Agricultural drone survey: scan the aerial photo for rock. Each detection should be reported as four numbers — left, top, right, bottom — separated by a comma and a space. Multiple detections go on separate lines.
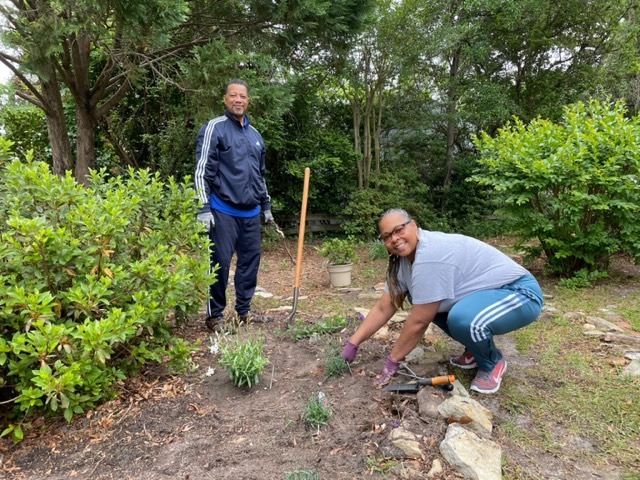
601, 333, 640, 346
405, 346, 425, 364
538, 311, 557, 322
451, 379, 470, 398
253, 290, 274, 298
437, 396, 493, 438
624, 351, 640, 361
563, 311, 586, 323
440, 423, 502, 480
374, 282, 386, 291
585, 316, 624, 333
372, 325, 390, 341
357, 293, 380, 301
388, 427, 423, 459
353, 307, 370, 318
390, 462, 423, 479
622, 359, 640, 377
426, 459, 443, 478
284, 295, 308, 302
389, 311, 408, 324
416, 389, 442, 419
583, 330, 605, 337
268, 305, 293, 312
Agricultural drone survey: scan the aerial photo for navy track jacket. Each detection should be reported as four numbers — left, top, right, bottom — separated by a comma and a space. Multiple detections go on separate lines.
195, 110, 271, 212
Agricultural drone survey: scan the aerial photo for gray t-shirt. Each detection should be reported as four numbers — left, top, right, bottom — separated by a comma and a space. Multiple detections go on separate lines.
391, 229, 529, 312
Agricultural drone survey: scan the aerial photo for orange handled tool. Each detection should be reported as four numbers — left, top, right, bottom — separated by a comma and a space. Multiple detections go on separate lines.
384, 375, 456, 393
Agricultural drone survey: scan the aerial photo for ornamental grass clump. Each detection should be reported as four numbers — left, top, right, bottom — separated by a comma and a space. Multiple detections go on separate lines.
289, 314, 349, 342
324, 355, 350, 379
218, 336, 268, 388
302, 392, 332, 429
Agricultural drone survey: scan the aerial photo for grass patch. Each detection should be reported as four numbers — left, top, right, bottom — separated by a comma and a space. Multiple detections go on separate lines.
289, 314, 349, 342
503, 316, 640, 472
619, 308, 640, 332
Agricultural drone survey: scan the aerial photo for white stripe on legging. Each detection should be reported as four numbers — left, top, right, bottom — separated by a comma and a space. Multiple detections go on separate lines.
470, 293, 528, 342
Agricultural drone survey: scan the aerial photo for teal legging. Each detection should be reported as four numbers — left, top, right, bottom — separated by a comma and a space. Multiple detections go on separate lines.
432, 274, 543, 371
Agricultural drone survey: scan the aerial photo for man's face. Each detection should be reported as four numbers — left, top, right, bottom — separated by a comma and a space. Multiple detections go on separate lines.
224, 84, 249, 121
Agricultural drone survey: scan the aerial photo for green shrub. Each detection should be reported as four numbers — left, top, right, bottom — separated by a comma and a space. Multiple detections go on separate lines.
473, 99, 640, 276
317, 237, 357, 265
218, 336, 268, 388
557, 269, 609, 290
0, 157, 211, 440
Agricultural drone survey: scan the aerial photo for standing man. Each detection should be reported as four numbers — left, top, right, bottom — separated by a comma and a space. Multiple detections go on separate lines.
195, 79, 275, 332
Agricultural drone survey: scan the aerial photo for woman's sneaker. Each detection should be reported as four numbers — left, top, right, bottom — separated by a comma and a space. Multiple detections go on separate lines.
450, 351, 477, 369
470, 359, 507, 394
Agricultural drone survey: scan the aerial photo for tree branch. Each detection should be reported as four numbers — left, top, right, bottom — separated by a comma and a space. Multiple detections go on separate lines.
96, 80, 131, 119
15, 90, 45, 110
0, 54, 49, 111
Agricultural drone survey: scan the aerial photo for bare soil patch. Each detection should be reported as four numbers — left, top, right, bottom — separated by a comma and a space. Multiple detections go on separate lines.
1, 240, 637, 480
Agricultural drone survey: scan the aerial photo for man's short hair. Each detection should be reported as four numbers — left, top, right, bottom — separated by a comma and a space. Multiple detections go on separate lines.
225, 79, 250, 95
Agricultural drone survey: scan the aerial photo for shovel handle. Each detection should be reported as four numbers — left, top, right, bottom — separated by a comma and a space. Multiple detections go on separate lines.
293, 167, 311, 288
419, 375, 456, 386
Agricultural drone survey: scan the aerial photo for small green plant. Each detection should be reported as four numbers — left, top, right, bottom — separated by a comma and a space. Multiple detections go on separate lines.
318, 237, 357, 265
324, 355, 350, 378
368, 240, 388, 260
289, 314, 349, 342
284, 470, 320, 480
218, 336, 268, 388
302, 392, 332, 429
557, 269, 609, 290
365, 455, 399, 474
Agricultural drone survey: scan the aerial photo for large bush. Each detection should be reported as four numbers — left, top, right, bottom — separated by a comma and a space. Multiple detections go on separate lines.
472, 99, 640, 275
0, 145, 212, 440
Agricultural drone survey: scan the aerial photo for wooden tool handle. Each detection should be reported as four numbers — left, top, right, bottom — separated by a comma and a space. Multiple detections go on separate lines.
422, 375, 456, 386
293, 167, 310, 288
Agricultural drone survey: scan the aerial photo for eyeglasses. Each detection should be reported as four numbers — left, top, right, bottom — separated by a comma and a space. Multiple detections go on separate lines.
378, 220, 412, 244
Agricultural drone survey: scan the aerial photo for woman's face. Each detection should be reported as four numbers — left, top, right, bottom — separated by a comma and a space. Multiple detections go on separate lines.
378, 213, 418, 258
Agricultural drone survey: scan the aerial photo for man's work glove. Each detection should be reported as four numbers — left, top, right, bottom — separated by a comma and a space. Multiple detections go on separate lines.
341, 341, 359, 363
263, 210, 275, 225
374, 355, 400, 387
197, 206, 215, 230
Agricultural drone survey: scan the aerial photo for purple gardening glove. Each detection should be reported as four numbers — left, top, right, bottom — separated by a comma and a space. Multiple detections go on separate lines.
341, 341, 359, 363
375, 356, 400, 387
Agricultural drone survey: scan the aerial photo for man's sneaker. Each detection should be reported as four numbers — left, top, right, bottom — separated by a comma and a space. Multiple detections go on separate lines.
205, 316, 225, 333
470, 359, 507, 394
238, 311, 274, 325
450, 351, 477, 369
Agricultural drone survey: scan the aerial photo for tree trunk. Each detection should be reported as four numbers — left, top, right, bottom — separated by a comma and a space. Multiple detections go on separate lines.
74, 103, 97, 184
351, 90, 364, 189
40, 76, 73, 176
443, 47, 461, 198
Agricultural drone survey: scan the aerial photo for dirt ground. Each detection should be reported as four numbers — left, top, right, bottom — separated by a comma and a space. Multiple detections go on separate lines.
0, 240, 636, 480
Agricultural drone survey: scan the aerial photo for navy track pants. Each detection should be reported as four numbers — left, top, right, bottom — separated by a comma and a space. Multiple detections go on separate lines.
207, 210, 262, 318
